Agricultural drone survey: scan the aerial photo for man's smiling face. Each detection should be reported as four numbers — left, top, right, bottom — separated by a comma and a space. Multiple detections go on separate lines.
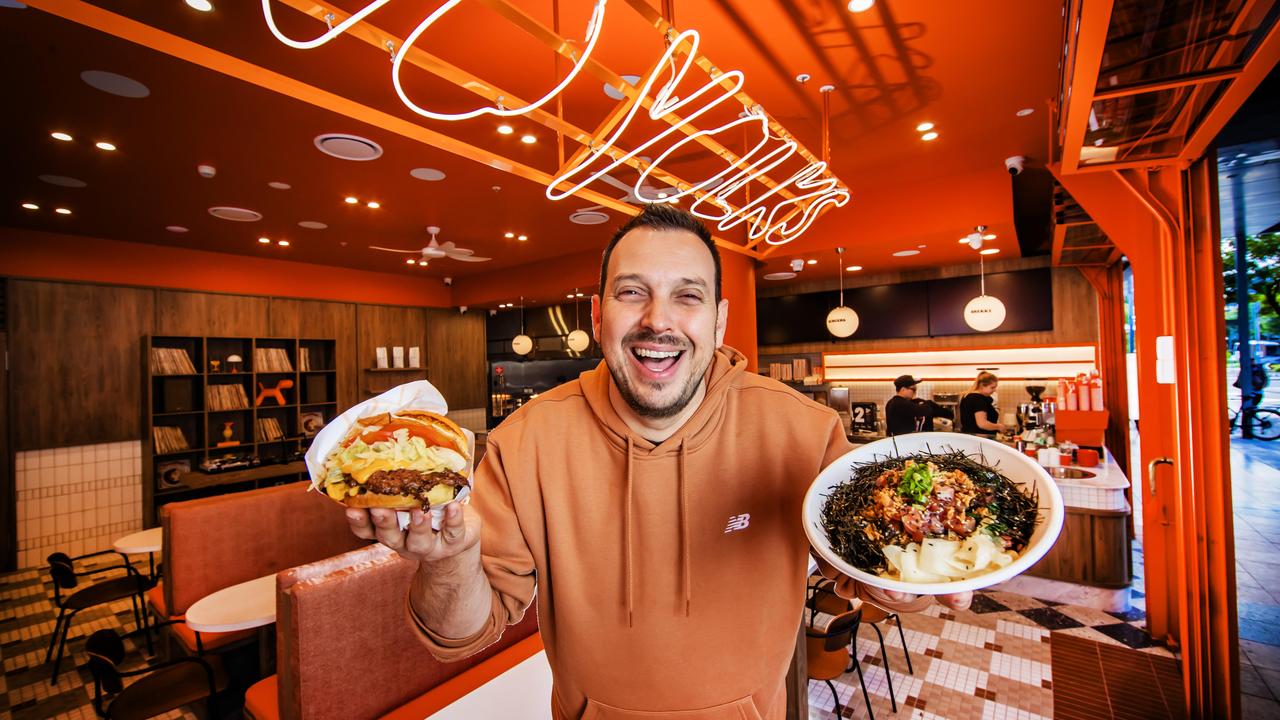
593, 226, 727, 419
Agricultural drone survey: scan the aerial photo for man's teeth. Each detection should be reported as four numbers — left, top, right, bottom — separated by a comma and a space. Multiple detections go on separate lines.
634, 348, 681, 359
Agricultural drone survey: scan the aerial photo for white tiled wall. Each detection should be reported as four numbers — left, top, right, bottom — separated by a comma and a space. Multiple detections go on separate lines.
14, 441, 143, 570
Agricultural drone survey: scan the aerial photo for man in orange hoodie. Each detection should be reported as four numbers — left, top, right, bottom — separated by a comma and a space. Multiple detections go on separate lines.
348, 205, 970, 719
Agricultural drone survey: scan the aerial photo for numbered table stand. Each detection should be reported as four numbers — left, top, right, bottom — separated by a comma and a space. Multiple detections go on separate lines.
113, 527, 163, 583
185, 574, 277, 674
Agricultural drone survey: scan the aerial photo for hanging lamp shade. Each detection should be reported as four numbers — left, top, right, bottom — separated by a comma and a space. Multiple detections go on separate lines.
826, 246, 858, 338
512, 334, 534, 355
963, 295, 1006, 332
566, 329, 590, 352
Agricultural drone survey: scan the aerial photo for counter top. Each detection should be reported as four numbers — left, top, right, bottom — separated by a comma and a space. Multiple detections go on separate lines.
1049, 449, 1129, 490
1047, 448, 1130, 513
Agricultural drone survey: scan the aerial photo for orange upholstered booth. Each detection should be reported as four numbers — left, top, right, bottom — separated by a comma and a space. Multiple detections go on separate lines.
152, 481, 367, 654
244, 543, 539, 720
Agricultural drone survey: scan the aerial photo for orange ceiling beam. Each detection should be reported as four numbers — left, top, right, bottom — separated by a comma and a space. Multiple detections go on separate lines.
1057, 0, 1114, 175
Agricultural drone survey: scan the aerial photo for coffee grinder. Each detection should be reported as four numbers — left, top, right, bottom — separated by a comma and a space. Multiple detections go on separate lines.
1018, 383, 1056, 435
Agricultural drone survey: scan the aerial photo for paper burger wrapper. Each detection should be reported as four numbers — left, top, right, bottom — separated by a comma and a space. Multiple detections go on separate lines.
304, 379, 474, 531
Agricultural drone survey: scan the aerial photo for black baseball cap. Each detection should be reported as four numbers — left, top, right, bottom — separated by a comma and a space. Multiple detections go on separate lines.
894, 374, 921, 390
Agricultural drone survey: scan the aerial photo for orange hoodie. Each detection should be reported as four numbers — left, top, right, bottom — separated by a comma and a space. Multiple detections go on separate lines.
411, 346, 852, 719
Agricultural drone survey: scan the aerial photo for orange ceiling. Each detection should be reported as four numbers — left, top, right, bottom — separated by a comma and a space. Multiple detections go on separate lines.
0, 0, 1063, 305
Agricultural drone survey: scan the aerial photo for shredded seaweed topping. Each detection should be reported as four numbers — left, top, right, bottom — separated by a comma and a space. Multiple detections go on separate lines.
820, 447, 1039, 574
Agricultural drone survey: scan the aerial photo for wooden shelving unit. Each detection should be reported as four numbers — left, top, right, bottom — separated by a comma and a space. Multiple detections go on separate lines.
141, 336, 339, 527
361, 365, 428, 398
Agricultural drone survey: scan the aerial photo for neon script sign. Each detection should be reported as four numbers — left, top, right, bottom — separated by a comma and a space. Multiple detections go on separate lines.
261, 0, 849, 245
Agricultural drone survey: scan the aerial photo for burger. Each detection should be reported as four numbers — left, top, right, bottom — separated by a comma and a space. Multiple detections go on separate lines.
317, 410, 470, 509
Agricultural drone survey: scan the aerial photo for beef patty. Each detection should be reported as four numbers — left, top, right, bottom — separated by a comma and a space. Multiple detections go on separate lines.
348, 468, 467, 505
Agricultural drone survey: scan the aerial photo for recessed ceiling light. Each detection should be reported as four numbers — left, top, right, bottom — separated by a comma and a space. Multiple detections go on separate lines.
39, 174, 87, 188
410, 167, 446, 181
520, 134, 536, 144
80, 70, 150, 98
917, 244, 926, 248
268, 181, 291, 190
258, 237, 271, 244
497, 125, 514, 135
764, 272, 797, 281
921, 131, 939, 141
980, 248, 1000, 255
197, 164, 216, 178
50, 131, 73, 142
165, 225, 188, 233
959, 237, 970, 243
298, 221, 327, 229
418, 259, 428, 266
185, 0, 213, 11
208, 206, 262, 222
847, 0, 874, 11
892, 249, 919, 257
366, 201, 380, 209
570, 209, 610, 225
983, 233, 997, 240
576, 292, 584, 298
915, 122, 934, 132
277, 239, 290, 247
517, 234, 528, 241
504, 232, 515, 238
845, 265, 862, 272
54, 207, 72, 215
806, 259, 817, 265
21, 202, 38, 210
344, 196, 359, 204
566, 294, 574, 299
1016, 107, 1035, 117
603, 74, 641, 100
95, 141, 117, 151
406, 258, 416, 265
314, 133, 383, 161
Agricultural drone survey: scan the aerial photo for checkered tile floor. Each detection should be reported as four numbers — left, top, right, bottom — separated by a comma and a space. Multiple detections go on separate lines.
805, 586, 1172, 720
2, 557, 1169, 720
0, 556, 197, 720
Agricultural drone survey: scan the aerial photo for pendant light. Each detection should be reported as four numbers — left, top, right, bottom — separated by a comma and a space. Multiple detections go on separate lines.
512, 296, 533, 355
963, 250, 1007, 332
825, 247, 859, 338
566, 287, 590, 352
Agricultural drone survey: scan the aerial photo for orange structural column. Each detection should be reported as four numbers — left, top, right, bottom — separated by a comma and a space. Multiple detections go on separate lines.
1057, 160, 1238, 719
719, 249, 759, 373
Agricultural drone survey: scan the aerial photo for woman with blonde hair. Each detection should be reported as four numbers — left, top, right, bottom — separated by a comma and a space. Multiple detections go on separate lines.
960, 371, 1005, 435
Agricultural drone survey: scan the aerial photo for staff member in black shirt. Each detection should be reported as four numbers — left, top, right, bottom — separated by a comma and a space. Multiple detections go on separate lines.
959, 371, 1007, 435
885, 375, 950, 436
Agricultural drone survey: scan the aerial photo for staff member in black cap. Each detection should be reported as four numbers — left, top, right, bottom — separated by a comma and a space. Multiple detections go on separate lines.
885, 375, 950, 436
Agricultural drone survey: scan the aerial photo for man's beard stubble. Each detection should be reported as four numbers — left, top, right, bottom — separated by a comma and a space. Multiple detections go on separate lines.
606, 329, 710, 419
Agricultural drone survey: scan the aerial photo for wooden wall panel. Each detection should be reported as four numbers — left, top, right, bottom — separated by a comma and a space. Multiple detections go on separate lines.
356, 304, 427, 399
153, 290, 271, 337
426, 309, 487, 409
10, 280, 154, 450
269, 299, 358, 409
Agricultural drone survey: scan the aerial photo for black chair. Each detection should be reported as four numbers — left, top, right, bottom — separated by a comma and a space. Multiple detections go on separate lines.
807, 576, 909, 714
83, 628, 227, 719
805, 608, 875, 720
46, 551, 149, 685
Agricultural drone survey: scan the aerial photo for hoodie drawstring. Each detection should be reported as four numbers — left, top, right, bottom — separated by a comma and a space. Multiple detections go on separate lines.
624, 436, 635, 628
679, 439, 690, 618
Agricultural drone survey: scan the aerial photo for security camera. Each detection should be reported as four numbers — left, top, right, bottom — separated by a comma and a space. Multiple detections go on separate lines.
459, 305, 467, 313
489, 309, 498, 316
1004, 155, 1026, 176
790, 259, 805, 272
196, 164, 217, 179
443, 276, 453, 287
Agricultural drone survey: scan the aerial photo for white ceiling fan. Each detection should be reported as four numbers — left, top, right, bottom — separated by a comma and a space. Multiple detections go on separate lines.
370, 226, 491, 265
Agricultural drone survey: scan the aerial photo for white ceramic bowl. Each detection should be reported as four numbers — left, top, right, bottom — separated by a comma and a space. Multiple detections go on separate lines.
803, 433, 1065, 596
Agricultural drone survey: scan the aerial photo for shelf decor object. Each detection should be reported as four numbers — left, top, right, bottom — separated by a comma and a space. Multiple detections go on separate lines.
142, 335, 339, 527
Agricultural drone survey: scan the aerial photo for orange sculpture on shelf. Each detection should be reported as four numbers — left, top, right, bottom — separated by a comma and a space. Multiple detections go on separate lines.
255, 378, 294, 407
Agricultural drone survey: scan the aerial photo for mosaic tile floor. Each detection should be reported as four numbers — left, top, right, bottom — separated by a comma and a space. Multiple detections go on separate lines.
805, 584, 1171, 720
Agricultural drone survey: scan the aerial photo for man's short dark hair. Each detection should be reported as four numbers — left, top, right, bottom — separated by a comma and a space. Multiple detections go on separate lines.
599, 204, 722, 302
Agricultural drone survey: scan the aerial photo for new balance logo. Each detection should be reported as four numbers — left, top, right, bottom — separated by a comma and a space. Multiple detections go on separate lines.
723, 513, 751, 533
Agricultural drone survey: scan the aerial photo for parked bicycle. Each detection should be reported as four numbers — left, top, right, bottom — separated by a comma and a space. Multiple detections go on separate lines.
1228, 402, 1280, 441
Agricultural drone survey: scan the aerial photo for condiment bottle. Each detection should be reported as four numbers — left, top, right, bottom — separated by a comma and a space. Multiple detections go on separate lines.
1090, 374, 1104, 412
1077, 374, 1091, 411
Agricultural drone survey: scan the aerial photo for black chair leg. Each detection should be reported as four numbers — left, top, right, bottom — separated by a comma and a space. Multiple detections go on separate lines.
891, 614, 914, 675
850, 655, 876, 720
44, 610, 66, 664
824, 679, 844, 719
869, 623, 897, 712
50, 609, 78, 685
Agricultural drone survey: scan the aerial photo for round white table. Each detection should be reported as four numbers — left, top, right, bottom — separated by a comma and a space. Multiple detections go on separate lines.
184, 574, 277, 633
113, 527, 163, 580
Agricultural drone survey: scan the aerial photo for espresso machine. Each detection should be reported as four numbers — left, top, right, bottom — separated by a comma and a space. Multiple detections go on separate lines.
1017, 384, 1056, 434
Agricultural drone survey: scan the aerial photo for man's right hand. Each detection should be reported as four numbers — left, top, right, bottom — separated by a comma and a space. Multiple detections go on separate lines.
346, 502, 482, 565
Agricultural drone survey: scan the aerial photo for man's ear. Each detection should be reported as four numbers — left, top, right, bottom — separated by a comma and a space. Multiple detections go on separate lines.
591, 294, 602, 342
715, 297, 728, 347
